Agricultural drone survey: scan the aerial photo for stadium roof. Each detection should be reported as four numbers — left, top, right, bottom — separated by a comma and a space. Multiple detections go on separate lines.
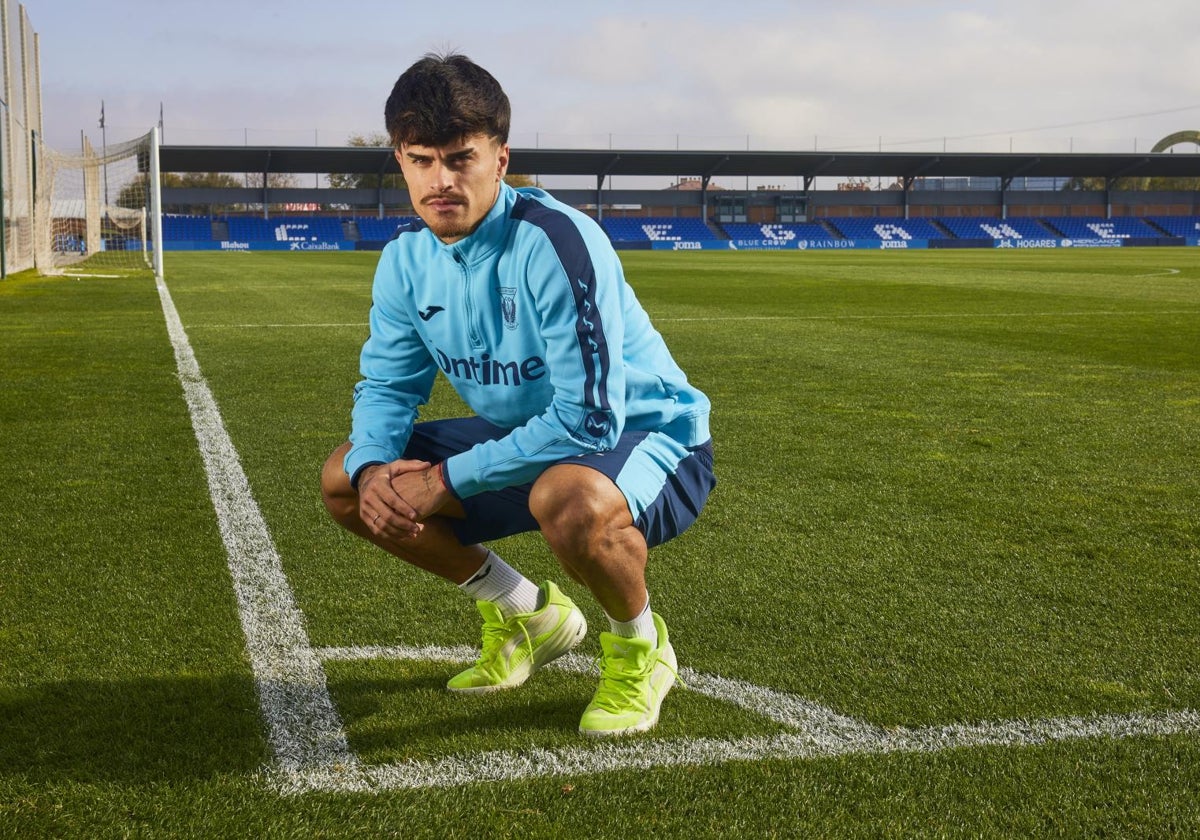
159, 145, 1200, 182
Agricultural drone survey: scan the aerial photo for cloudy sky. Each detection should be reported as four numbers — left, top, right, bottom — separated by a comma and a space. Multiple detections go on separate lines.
32, 0, 1200, 183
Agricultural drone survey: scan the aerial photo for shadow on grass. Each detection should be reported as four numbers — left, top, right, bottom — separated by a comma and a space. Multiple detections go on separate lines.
326, 662, 792, 767
325, 661, 606, 765
0, 674, 267, 784
339, 676, 586, 750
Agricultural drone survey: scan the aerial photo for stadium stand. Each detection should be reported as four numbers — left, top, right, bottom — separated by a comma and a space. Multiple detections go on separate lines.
601, 217, 718, 243
825, 218, 948, 240
355, 217, 416, 241
1040, 216, 1160, 239
1145, 216, 1200, 237
936, 217, 1055, 240
222, 215, 346, 243
155, 212, 1200, 248
162, 214, 213, 241
720, 222, 841, 242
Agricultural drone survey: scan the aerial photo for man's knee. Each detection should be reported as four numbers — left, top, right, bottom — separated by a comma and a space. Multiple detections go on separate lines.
321, 442, 357, 525
530, 465, 631, 547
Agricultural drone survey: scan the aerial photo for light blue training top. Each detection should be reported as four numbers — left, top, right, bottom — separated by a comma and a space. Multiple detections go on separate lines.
344, 182, 711, 499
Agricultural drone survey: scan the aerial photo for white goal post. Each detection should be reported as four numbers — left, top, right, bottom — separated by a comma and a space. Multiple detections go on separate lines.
34, 125, 163, 278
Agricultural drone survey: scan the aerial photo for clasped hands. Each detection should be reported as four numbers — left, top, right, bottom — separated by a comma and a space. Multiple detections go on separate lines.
357, 459, 451, 539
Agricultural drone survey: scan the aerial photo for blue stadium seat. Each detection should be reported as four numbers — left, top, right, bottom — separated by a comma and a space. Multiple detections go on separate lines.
1040, 216, 1159, 239
223, 216, 346, 243
1145, 216, 1200, 237
936, 217, 1054, 240
825, 218, 947, 240
601, 217, 717, 242
162, 214, 213, 241
355, 217, 417, 240
720, 222, 840, 243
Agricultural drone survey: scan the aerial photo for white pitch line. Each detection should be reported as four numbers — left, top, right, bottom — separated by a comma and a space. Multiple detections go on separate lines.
316, 646, 874, 738
191, 322, 368, 329
156, 275, 1200, 795
154, 275, 360, 783
297, 644, 1200, 795
316, 644, 478, 663
679, 668, 878, 737
277, 705, 1200, 794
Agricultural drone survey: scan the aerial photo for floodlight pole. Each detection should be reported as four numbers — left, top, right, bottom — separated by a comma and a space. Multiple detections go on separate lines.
100, 99, 108, 206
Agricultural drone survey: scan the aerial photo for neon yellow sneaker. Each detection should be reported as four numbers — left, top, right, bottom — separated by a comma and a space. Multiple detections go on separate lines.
447, 581, 587, 694
578, 613, 678, 737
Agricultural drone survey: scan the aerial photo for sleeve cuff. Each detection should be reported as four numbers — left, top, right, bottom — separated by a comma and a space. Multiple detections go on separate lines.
349, 461, 387, 491
438, 458, 463, 501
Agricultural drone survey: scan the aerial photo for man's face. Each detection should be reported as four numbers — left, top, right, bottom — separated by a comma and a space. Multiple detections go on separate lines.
397, 133, 510, 244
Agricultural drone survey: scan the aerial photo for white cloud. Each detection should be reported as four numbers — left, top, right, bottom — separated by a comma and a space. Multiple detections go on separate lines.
514, 0, 1200, 152
33, 0, 1200, 155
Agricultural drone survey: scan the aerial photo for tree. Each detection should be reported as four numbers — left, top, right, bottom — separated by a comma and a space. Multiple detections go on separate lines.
1144, 175, 1200, 191
138, 171, 301, 214
1063, 175, 1200, 192
153, 172, 256, 214
115, 174, 150, 210
329, 133, 405, 190
117, 171, 245, 213
166, 172, 243, 189
243, 171, 300, 190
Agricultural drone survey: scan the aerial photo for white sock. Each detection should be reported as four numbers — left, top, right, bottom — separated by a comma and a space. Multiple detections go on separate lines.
607, 598, 658, 648
459, 551, 540, 617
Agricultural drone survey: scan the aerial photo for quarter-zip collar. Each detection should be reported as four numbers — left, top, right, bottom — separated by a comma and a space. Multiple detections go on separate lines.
440, 182, 514, 266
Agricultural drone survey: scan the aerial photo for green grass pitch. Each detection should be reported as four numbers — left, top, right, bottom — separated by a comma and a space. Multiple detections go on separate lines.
2, 247, 1198, 836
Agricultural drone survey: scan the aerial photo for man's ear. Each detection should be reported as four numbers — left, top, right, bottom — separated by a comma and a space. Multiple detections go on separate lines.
496, 143, 510, 180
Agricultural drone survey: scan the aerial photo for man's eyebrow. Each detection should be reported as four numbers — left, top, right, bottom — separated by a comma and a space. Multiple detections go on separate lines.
404, 147, 476, 161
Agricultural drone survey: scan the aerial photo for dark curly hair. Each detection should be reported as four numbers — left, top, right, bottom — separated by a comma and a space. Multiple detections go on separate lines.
384, 52, 511, 148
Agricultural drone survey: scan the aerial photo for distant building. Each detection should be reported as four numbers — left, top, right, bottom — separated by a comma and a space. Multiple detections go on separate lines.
913, 176, 1066, 191
665, 177, 727, 191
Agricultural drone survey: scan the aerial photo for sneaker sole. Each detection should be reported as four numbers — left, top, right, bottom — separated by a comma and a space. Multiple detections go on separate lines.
448, 607, 588, 695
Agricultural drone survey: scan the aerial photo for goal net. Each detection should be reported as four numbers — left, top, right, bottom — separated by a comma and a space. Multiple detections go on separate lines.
34, 126, 163, 278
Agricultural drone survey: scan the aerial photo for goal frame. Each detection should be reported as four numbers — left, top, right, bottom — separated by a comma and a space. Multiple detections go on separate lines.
34, 125, 163, 279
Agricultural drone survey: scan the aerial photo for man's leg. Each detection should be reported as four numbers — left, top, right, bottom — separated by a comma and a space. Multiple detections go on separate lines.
528, 464, 677, 736
528, 463, 649, 621
321, 442, 486, 583
320, 441, 586, 692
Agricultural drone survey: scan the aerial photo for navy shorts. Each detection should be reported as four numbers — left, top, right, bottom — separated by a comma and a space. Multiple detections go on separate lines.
403, 417, 715, 548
